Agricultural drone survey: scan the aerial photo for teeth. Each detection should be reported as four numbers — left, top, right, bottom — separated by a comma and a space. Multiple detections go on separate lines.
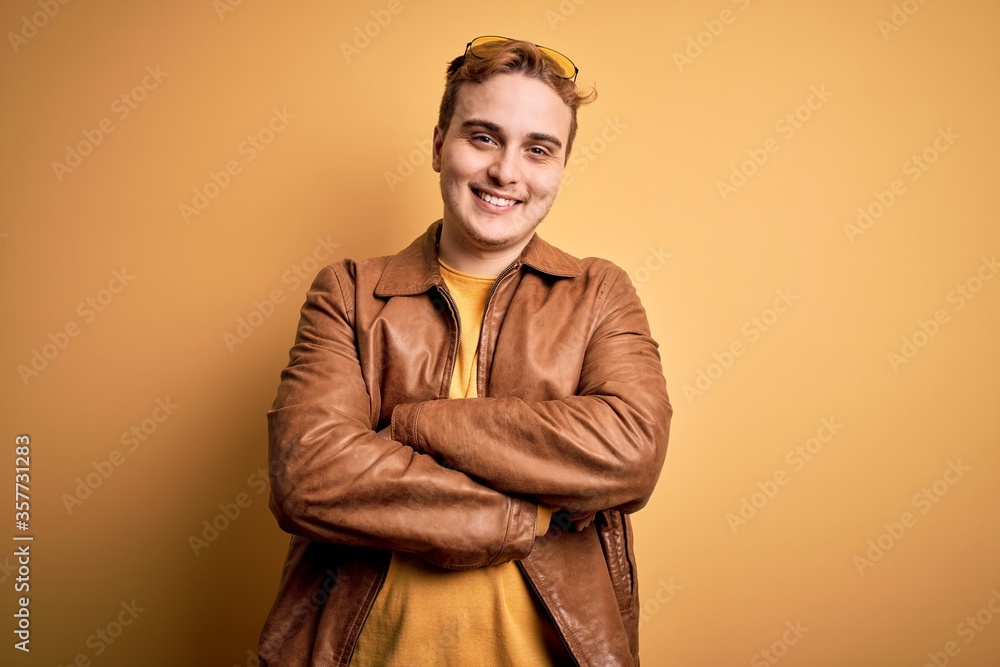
476, 190, 518, 207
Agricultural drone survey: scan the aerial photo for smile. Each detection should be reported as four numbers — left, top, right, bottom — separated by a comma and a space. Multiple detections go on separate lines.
474, 188, 521, 208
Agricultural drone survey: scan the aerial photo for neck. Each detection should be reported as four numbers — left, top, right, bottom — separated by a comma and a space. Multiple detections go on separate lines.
437, 224, 528, 277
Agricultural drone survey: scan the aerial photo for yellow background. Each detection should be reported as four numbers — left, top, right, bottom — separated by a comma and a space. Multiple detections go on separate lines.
2, 0, 999, 665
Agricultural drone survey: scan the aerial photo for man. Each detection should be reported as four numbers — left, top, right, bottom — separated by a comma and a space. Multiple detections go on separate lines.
259, 36, 671, 666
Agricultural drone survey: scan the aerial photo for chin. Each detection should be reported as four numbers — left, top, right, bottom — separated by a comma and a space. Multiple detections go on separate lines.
463, 222, 520, 248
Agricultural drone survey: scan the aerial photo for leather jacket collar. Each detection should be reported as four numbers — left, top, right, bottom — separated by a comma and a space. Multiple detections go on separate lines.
374, 220, 583, 298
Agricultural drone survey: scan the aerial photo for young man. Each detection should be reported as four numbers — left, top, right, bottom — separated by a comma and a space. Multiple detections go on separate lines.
259, 36, 671, 666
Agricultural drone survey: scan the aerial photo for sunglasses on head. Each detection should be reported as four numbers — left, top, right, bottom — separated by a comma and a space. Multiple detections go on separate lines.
464, 35, 579, 82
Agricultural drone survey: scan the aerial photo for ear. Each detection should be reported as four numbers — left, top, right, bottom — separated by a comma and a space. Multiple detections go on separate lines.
432, 126, 444, 173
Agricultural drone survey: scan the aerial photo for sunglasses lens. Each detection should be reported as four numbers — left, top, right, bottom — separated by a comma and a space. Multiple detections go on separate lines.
469, 36, 577, 80
469, 36, 509, 58
539, 48, 577, 80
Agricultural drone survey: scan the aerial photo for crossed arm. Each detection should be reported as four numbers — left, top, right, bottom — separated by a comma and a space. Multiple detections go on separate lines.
268, 264, 670, 569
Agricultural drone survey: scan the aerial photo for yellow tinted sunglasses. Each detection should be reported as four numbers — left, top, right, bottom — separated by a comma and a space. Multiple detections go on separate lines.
464, 35, 579, 82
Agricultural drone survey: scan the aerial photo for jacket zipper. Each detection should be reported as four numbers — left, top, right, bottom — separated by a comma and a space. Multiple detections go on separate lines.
516, 560, 580, 666
440, 261, 578, 663
436, 285, 461, 399
438, 259, 518, 399
488, 260, 579, 664
475, 261, 519, 395
488, 263, 579, 663
482, 261, 519, 327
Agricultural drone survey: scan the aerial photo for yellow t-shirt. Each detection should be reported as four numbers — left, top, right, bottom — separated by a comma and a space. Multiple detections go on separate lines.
350, 259, 558, 666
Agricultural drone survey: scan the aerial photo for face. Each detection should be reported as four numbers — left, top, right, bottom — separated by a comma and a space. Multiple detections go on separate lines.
433, 73, 572, 264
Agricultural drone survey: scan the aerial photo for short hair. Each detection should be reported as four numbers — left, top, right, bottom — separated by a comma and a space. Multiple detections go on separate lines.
436, 39, 597, 162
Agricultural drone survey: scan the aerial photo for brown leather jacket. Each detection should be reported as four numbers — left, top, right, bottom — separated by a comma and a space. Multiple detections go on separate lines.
259, 222, 671, 666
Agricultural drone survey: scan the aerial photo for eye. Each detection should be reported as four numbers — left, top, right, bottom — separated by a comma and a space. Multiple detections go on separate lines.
528, 146, 553, 158
472, 134, 497, 146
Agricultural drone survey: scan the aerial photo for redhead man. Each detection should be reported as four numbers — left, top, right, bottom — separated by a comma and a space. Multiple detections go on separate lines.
260, 36, 671, 666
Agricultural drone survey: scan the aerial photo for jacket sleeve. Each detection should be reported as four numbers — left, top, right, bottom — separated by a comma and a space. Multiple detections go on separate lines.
267, 264, 537, 570
391, 267, 671, 515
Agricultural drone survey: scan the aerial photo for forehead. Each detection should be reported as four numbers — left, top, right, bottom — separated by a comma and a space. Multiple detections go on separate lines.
450, 73, 572, 143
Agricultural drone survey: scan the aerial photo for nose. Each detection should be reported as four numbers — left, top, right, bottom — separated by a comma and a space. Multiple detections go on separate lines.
487, 147, 521, 186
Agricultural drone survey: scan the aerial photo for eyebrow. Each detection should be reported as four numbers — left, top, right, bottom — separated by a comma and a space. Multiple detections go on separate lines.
462, 118, 564, 150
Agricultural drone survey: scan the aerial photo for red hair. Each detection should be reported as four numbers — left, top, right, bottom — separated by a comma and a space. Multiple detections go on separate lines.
437, 39, 597, 161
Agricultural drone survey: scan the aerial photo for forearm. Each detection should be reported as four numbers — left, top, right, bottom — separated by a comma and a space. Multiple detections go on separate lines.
391, 268, 671, 514
391, 391, 669, 514
268, 263, 538, 568
268, 404, 537, 569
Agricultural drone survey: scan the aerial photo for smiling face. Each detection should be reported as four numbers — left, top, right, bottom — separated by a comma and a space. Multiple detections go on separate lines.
433, 73, 572, 275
